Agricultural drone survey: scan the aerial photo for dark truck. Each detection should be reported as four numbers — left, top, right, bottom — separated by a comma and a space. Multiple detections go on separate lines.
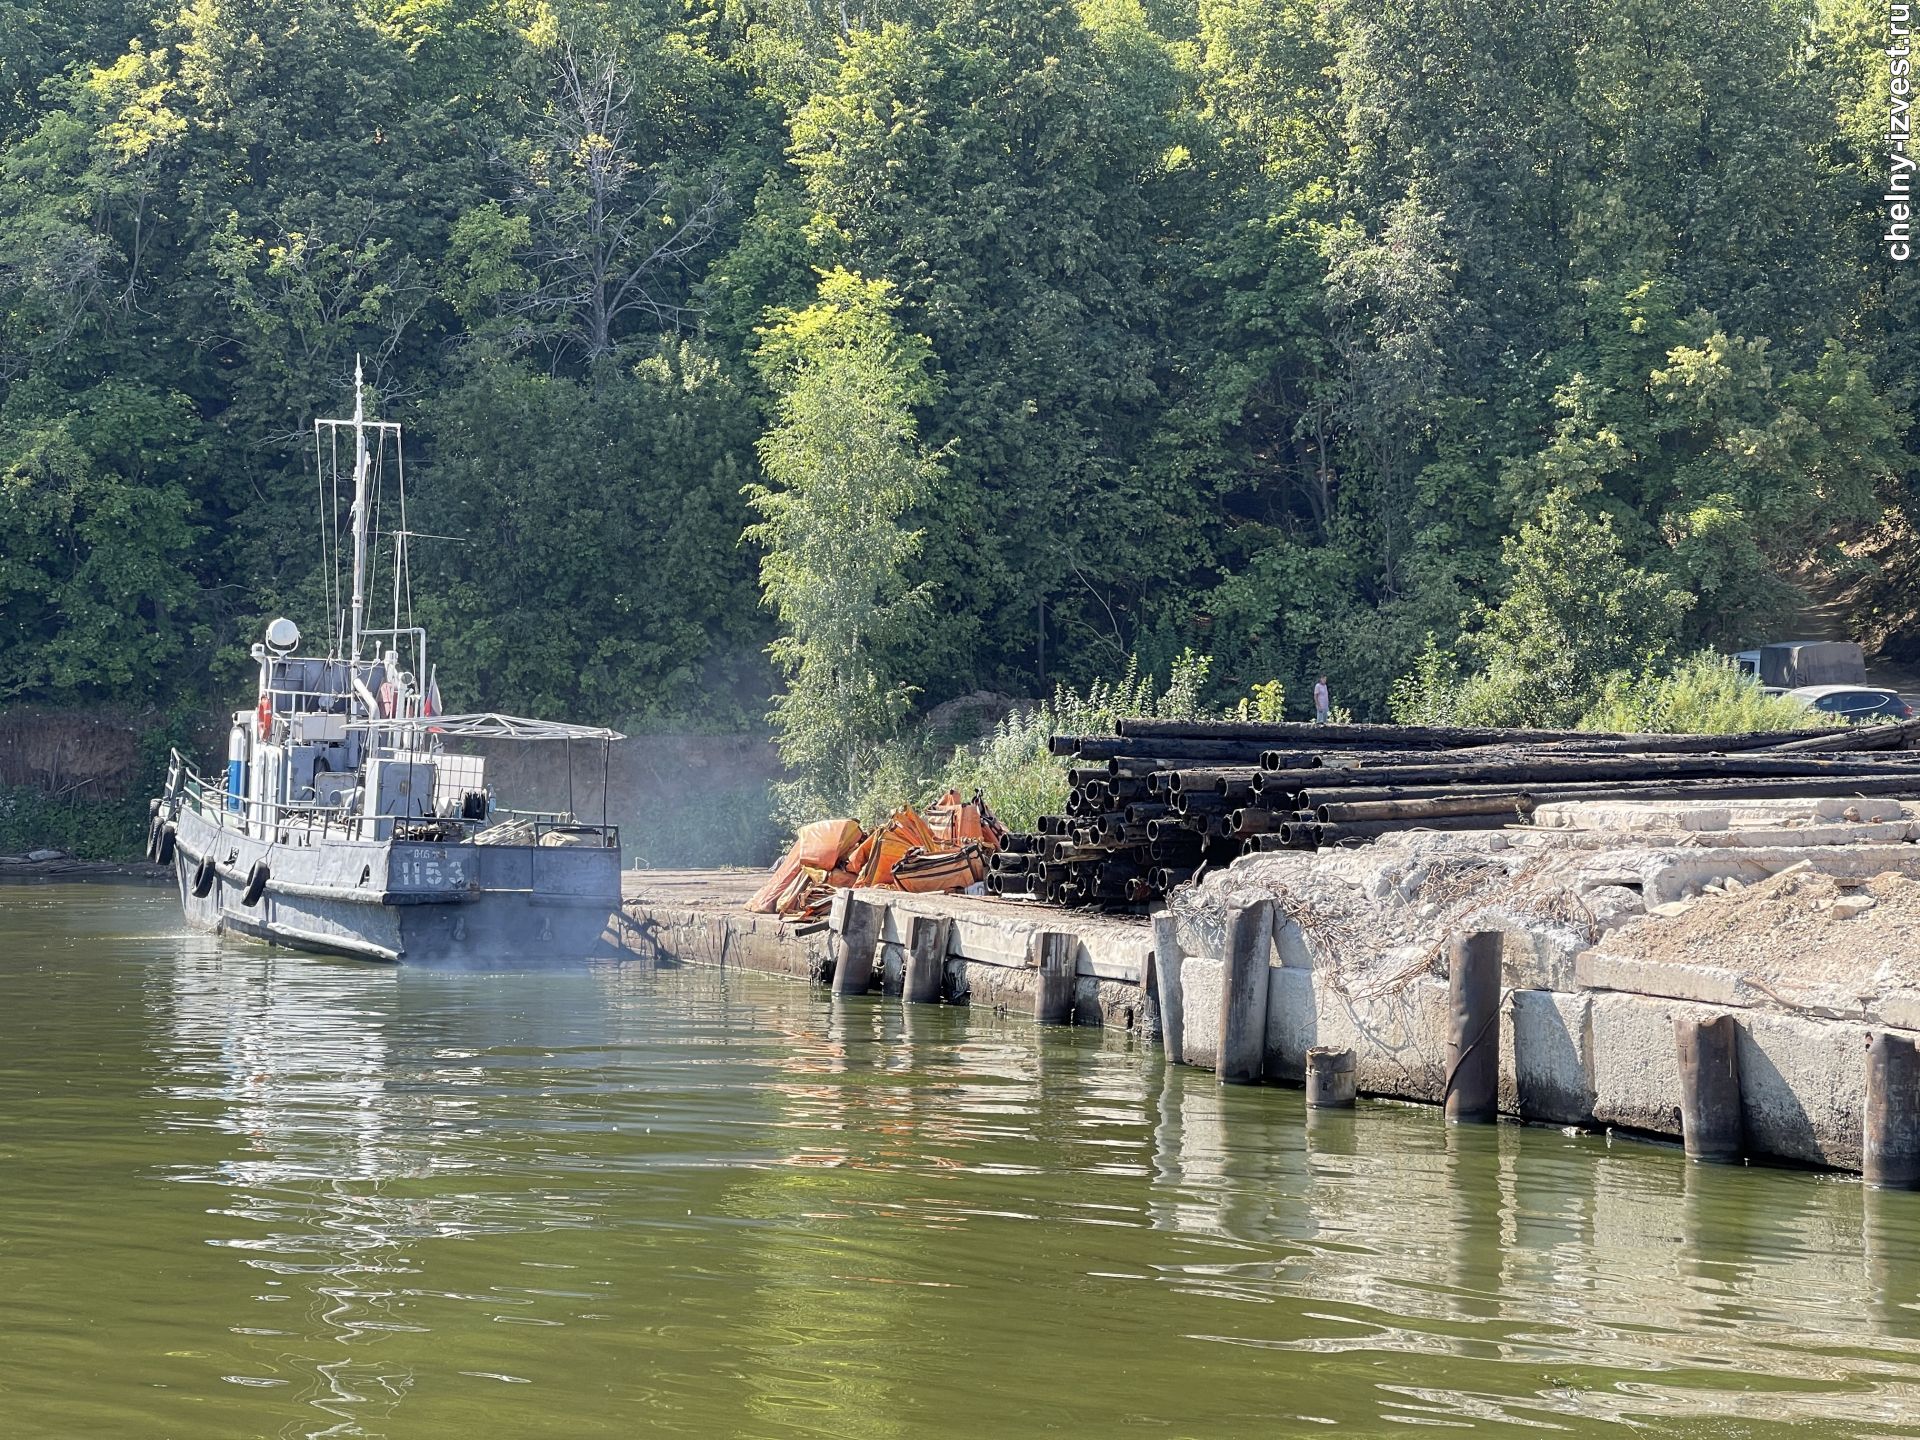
1731, 640, 1867, 690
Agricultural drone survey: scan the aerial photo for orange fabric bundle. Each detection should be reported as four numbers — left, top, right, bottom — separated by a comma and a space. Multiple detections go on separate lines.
855, 827, 915, 887
794, 818, 864, 870
747, 854, 805, 914
925, 789, 1005, 854
890, 844, 986, 894
748, 818, 865, 914
752, 797, 998, 916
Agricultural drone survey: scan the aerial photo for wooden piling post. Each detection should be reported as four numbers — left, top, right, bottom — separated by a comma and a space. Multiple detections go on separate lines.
1444, 930, 1501, 1124
1674, 1012, 1743, 1164
902, 914, 950, 1006
1865, 1031, 1920, 1189
831, 895, 883, 997
1217, 899, 1275, 1085
1032, 930, 1077, 1025
1306, 1046, 1356, 1108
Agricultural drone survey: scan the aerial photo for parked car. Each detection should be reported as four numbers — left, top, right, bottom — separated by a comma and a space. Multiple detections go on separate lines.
1783, 684, 1915, 723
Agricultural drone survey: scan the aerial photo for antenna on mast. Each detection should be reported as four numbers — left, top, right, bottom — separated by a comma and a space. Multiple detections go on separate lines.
347, 355, 370, 663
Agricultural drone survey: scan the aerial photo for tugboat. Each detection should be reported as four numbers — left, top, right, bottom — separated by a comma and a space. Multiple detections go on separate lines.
148, 361, 624, 964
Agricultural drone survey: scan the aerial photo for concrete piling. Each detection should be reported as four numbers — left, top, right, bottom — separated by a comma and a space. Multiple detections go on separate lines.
1675, 1012, 1744, 1164
1032, 930, 1077, 1025
1444, 930, 1502, 1124
1217, 899, 1275, 1085
830, 894, 883, 998
1305, 1046, 1356, 1108
1864, 1031, 1920, 1189
902, 914, 950, 1005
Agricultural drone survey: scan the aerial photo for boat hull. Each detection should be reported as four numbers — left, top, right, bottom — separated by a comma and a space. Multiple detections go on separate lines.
169, 805, 622, 966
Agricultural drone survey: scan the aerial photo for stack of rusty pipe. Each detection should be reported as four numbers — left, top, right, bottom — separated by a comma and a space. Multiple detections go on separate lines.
983, 715, 1920, 910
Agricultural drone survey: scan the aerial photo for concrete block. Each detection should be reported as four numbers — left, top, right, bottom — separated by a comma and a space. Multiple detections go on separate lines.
1263, 964, 1313, 1082
1636, 846, 1920, 907
1503, 989, 1594, 1126
1181, 955, 1224, 1072
1576, 951, 1757, 1008
1262, 969, 1450, 1102
866, 889, 1151, 983
1587, 992, 1688, 1139
1879, 991, 1920, 1033
1586, 990, 1871, 1168
1738, 1009, 1867, 1170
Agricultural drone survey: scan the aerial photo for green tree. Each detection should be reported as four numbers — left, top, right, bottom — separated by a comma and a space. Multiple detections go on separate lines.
0, 378, 203, 699
416, 340, 766, 725
745, 269, 943, 822
1430, 490, 1694, 727
787, 0, 1185, 694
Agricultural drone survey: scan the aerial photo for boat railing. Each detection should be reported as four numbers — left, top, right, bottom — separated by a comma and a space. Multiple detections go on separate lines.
163, 749, 617, 848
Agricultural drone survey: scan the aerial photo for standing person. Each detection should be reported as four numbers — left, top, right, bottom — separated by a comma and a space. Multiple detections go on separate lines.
1313, 674, 1331, 724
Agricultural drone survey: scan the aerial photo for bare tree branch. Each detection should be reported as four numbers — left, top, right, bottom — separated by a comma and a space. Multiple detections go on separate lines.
498, 38, 730, 368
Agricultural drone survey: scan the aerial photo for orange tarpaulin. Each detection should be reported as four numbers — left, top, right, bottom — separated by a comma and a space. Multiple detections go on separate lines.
794, 818, 863, 869
747, 791, 1005, 918
891, 844, 986, 893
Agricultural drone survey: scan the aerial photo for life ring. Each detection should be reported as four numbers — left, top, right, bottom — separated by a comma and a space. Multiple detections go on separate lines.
154, 824, 176, 867
256, 695, 273, 740
241, 861, 270, 907
191, 856, 216, 898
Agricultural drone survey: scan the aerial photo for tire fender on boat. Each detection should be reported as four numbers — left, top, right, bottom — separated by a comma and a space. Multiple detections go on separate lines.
191, 856, 216, 898
154, 825, 176, 867
241, 862, 270, 907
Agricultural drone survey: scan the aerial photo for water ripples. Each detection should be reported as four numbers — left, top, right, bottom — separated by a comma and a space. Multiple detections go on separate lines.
5, 884, 1920, 1436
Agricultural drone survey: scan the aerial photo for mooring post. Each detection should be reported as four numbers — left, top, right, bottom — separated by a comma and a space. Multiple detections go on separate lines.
1217, 899, 1274, 1085
902, 914, 950, 1006
1150, 914, 1185, 1065
1674, 1012, 1743, 1163
831, 895, 883, 997
1032, 930, 1076, 1025
1444, 930, 1501, 1124
1306, 1046, 1357, 1109
1865, 1031, 1920, 1189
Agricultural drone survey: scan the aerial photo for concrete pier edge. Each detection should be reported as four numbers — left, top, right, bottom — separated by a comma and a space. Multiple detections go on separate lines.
620, 872, 1912, 1178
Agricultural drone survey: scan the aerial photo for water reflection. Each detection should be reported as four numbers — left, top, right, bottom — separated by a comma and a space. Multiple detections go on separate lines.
10, 884, 1920, 1436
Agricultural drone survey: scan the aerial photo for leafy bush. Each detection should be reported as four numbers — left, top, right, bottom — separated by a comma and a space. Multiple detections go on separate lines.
1578, 653, 1838, 735
934, 652, 1219, 833
1390, 494, 1697, 728
0, 787, 149, 860
1387, 637, 1467, 725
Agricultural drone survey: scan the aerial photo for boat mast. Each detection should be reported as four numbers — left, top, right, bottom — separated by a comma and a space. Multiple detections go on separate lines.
347, 355, 371, 664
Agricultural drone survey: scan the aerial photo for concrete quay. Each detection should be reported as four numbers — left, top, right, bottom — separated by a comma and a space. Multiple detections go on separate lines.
620, 800, 1920, 1179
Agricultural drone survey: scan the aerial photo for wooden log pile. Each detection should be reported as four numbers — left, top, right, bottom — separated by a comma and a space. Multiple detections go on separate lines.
983, 716, 1920, 908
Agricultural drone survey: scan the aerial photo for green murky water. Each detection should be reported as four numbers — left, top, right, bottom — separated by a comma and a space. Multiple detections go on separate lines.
4, 883, 1920, 1437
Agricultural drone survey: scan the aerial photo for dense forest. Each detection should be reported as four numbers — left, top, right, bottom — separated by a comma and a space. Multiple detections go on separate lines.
1, 0, 1913, 766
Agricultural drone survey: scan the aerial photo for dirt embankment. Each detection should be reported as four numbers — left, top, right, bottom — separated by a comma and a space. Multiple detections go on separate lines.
0, 708, 152, 799
1600, 863, 1920, 997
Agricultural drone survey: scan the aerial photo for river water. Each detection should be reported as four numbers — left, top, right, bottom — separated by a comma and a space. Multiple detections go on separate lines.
5, 884, 1920, 1437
